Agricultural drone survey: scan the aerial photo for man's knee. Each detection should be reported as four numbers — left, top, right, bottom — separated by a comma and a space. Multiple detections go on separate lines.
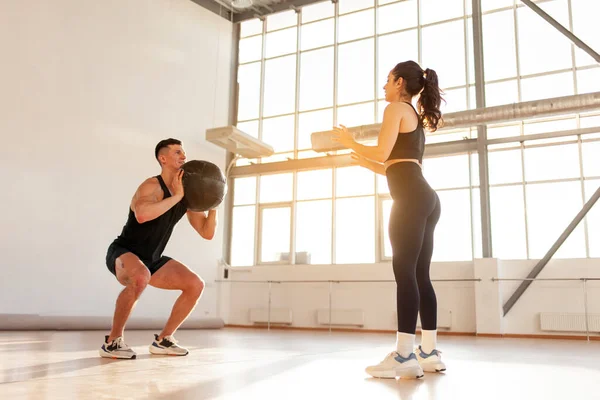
186, 275, 205, 299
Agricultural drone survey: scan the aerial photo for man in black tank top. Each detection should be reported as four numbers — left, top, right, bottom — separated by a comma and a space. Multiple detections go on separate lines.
99, 138, 218, 359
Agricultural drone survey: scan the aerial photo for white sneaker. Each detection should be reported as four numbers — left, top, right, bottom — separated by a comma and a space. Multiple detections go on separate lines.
149, 334, 189, 356
415, 345, 446, 372
99, 336, 137, 359
365, 351, 424, 379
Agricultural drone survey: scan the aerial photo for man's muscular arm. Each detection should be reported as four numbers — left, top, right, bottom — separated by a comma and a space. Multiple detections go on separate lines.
132, 173, 184, 224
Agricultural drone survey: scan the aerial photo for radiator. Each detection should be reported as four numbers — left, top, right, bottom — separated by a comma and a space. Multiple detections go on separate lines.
317, 309, 364, 327
539, 312, 600, 332
249, 308, 293, 325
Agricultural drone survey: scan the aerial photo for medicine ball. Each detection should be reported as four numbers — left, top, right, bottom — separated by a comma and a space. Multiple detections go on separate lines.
181, 160, 227, 212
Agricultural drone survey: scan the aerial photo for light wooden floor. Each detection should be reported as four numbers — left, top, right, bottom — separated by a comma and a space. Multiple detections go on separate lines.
1, 328, 599, 400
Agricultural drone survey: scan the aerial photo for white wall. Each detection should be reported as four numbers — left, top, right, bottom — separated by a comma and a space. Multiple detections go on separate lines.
222, 258, 600, 338
0, 0, 232, 325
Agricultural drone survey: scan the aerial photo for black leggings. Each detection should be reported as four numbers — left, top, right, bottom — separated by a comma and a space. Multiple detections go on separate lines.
386, 162, 441, 334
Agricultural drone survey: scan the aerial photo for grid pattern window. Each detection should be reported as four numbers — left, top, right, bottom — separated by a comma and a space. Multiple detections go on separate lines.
229, 0, 600, 266
236, 0, 479, 164
481, 0, 600, 110
487, 116, 600, 260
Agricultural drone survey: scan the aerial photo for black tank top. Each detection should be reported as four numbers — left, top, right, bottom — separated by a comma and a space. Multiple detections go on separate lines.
114, 175, 188, 262
385, 102, 425, 164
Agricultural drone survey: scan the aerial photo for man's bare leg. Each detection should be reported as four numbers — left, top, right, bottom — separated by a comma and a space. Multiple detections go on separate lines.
108, 253, 151, 341
100, 253, 150, 359
147, 260, 204, 355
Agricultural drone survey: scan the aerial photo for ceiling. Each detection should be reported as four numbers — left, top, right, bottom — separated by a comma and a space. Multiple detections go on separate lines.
191, 0, 326, 23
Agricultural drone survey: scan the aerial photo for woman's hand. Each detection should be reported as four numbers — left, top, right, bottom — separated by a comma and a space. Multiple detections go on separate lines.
350, 152, 371, 168
331, 124, 355, 149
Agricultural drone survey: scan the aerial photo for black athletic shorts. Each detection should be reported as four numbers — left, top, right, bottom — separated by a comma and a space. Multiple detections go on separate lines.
105, 242, 172, 276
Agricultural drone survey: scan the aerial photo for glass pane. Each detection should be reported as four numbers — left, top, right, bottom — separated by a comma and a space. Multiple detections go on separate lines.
338, 39, 374, 105
240, 18, 262, 38
490, 185, 527, 259
580, 114, 600, 129
487, 124, 521, 140
481, 0, 513, 13
263, 55, 296, 117
488, 149, 523, 185
520, 71, 573, 102
377, 99, 387, 122
582, 140, 600, 177
441, 87, 467, 114
261, 152, 294, 163
571, 0, 600, 67
523, 143, 580, 181
577, 68, 600, 95
378, 0, 418, 34
300, 47, 334, 111
377, 174, 390, 193
302, 2, 334, 23
231, 206, 255, 267
262, 115, 295, 153
423, 155, 470, 190
585, 179, 600, 257
236, 120, 259, 139
260, 173, 293, 203
485, 80, 519, 107
471, 188, 482, 259
335, 197, 375, 263
297, 169, 333, 200
239, 35, 263, 64
420, 0, 464, 25
267, 10, 297, 32
517, 1, 572, 75
298, 109, 333, 150
526, 181, 586, 259
378, 30, 419, 100
338, 9, 375, 43
265, 27, 297, 58
469, 85, 476, 108
233, 177, 257, 205
470, 152, 480, 186
523, 118, 576, 135
297, 150, 328, 159
432, 189, 473, 261
237, 62, 261, 121
337, 102, 375, 127
261, 207, 291, 262
296, 200, 332, 264
483, 10, 517, 81
339, 0, 374, 14
301, 19, 334, 51
466, 17, 475, 85
382, 199, 393, 258
336, 166, 375, 197
422, 20, 466, 88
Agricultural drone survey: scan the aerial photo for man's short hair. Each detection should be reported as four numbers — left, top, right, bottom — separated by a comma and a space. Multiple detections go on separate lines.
155, 138, 182, 160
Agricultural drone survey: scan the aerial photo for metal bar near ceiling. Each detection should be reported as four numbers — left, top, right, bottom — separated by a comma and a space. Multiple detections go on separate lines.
503, 185, 600, 316
520, 0, 600, 64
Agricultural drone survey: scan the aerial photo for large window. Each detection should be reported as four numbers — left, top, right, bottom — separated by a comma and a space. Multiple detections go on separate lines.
235, 0, 480, 164
229, 0, 600, 266
480, 0, 600, 109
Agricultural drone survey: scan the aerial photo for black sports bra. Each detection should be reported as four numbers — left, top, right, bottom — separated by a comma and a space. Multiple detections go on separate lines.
385, 102, 425, 164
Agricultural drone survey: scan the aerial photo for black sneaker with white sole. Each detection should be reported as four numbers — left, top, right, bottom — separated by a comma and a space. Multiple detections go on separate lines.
149, 334, 189, 356
99, 336, 137, 359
